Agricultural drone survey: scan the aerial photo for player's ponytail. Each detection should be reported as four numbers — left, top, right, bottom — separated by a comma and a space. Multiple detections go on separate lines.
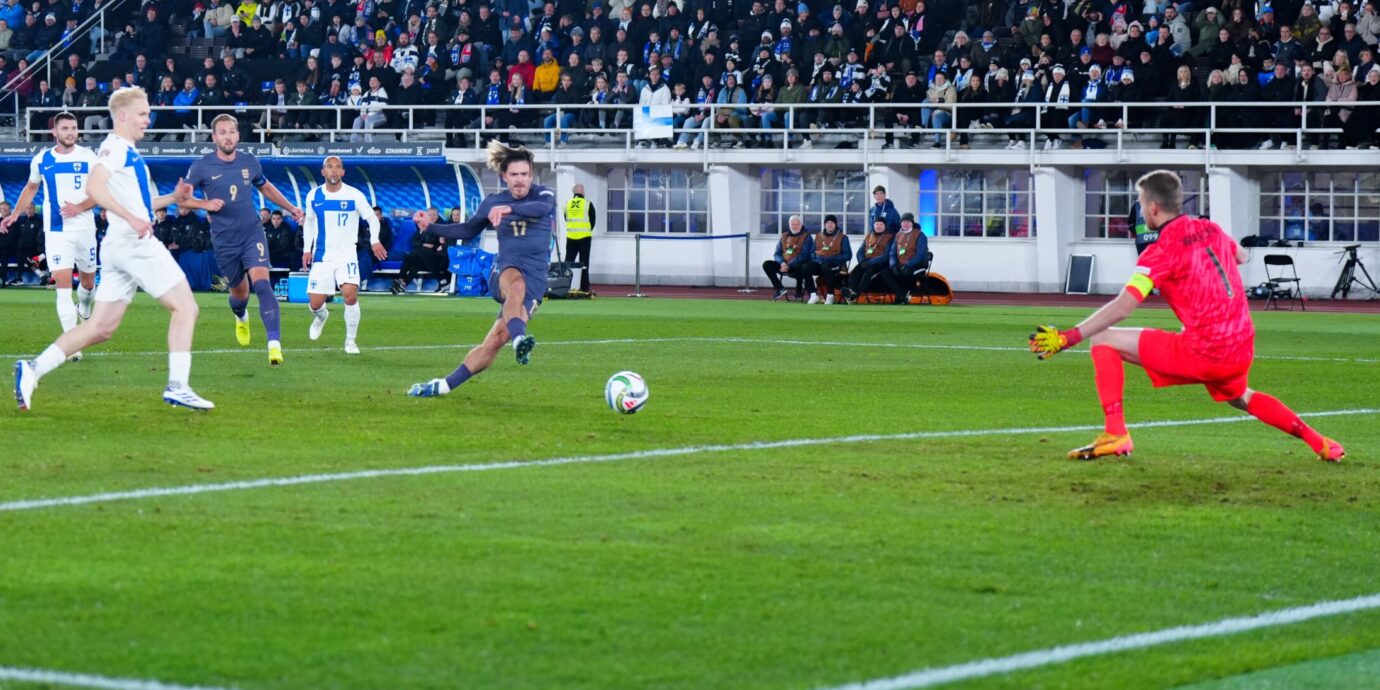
486, 139, 535, 174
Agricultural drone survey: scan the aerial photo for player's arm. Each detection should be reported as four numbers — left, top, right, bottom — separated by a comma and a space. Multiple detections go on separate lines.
358, 192, 387, 260
301, 195, 317, 267
149, 179, 191, 212
416, 199, 488, 241
505, 186, 558, 218
86, 164, 154, 238
1, 181, 40, 231
254, 169, 304, 222
1029, 277, 1144, 360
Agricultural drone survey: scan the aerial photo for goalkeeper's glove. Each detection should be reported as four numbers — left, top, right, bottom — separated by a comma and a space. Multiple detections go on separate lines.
1028, 325, 1082, 360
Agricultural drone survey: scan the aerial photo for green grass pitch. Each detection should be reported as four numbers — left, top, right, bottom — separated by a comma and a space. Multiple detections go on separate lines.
0, 289, 1377, 690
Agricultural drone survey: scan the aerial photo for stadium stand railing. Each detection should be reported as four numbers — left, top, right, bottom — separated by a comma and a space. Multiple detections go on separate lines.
19, 101, 1377, 155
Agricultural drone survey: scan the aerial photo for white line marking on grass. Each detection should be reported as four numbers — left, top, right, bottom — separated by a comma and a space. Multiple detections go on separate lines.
1, 336, 1374, 364
0, 409, 1372, 514
0, 665, 233, 690
815, 592, 1380, 690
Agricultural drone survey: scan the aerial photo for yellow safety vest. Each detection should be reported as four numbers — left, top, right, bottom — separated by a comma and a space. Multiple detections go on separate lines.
564, 197, 592, 239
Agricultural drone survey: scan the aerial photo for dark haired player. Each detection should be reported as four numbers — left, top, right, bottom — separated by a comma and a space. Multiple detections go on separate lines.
2, 112, 100, 359
181, 114, 304, 365
407, 140, 556, 397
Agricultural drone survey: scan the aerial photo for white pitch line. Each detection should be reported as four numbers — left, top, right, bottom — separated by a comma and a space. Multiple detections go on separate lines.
816, 592, 1380, 690
0, 409, 1372, 514
0, 336, 1374, 364
0, 665, 233, 690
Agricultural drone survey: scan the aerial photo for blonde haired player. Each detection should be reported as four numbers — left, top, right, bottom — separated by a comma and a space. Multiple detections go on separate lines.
1, 113, 99, 360
301, 156, 386, 354
15, 87, 213, 410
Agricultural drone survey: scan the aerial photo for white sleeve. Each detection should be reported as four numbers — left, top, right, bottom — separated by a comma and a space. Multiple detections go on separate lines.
94, 140, 124, 174
28, 153, 41, 184
357, 189, 381, 243
301, 187, 318, 254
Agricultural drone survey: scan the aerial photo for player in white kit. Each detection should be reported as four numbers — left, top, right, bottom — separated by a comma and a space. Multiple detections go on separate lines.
14, 87, 214, 411
301, 156, 387, 354
0, 113, 99, 361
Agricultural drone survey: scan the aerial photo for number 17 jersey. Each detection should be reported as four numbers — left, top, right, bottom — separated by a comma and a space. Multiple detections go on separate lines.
302, 183, 379, 264
1129, 215, 1254, 362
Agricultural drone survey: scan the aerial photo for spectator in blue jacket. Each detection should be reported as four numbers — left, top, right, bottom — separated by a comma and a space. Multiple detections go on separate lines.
762, 214, 815, 301
844, 217, 895, 303
868, 184, 900, 231
809, 214, 851, 304
881, 212, 929, 304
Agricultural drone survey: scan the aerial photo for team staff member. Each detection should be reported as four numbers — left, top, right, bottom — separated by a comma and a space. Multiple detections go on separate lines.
563, 183, 595, 293
843, 219, 894, 303
880, 213, 930, 304
809, 214, 851, 304
762, 214, 815, 301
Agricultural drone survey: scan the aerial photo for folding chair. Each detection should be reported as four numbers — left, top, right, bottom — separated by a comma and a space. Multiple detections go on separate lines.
1263, 254, 1304, 311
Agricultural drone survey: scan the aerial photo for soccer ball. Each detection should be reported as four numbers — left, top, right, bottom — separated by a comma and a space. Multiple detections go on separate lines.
605, 371, 649, 414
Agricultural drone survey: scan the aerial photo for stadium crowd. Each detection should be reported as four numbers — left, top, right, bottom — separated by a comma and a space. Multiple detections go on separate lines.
2, 0, 1380, 149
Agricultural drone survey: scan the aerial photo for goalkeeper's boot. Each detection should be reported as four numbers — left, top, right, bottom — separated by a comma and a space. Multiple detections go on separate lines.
268, 340, 284, 366
1068, 433, 1134, 460
234, 314, 251, 346
1317, 438, 1346, 463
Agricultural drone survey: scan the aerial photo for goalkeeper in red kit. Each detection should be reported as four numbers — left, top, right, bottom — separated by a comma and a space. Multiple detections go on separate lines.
1028, 170, 1346, 462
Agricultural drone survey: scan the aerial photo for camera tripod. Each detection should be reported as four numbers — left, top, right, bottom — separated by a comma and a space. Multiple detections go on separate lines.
1331, 244, 1380, 300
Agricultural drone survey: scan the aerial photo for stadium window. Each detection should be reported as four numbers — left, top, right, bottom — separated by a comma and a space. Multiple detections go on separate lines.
918, 169, 1035, 238
606, 168, 709, 233
1083, 169, 1208, 239
1259, 171, 1380, 243
759, 168, 868, 235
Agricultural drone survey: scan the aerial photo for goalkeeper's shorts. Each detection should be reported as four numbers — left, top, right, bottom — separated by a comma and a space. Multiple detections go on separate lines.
1138, 329, 1252, 402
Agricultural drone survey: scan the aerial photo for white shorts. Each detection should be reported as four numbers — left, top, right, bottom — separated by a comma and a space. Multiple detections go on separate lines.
307, 258, 361, 295
94, 235, 187, 303
45, 230, 99, 274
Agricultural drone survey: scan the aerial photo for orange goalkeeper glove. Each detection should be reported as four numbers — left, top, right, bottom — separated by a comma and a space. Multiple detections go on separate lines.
1028, 325, 1082, 360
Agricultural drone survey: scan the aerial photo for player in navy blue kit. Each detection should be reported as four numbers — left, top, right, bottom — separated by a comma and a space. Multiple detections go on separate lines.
179, 114, 304, 365
407, 141, 556, 397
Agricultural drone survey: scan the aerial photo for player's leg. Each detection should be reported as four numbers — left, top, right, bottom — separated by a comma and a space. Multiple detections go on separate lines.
15, 268, 133, 410
73, 233, 97, 320
45, 234, 80, 343
216, 240, 254, 346
498, 268, 537, 364
227, 274, 253, 345
409, 318, 508, 397
306, 262, 333, 341
246, 265, 282, 363
1226, 388, 1346, 461
155, 281, 214, 410
341, 281, 361, 353
1068, 327, 1145, 460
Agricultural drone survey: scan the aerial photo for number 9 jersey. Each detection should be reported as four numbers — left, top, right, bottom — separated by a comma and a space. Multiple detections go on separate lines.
302, 182, 380, 295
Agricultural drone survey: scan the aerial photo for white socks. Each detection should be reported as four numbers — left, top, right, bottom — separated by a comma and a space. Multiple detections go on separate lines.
344, 303, 360, 342
169, 351, 191, 387
55, 289, 77, 332
76, 285, 94, 313
33, 344, 67, 378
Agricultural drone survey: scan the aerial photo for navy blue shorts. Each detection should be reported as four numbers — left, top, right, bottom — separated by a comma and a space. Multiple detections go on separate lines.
489, 265, 546, 317
213, 229, 272, 287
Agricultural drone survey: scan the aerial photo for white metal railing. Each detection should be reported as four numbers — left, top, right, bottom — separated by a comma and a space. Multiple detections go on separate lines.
3, 0, 136, 128
18, 100, 1377, 163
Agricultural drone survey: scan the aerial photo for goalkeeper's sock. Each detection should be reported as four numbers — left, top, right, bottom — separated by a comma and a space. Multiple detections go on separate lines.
1091, 345, 1127, 436
1247, 392, 1325, 453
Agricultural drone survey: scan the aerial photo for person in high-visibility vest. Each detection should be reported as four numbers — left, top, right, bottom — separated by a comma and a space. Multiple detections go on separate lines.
563, 183, 596, 293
